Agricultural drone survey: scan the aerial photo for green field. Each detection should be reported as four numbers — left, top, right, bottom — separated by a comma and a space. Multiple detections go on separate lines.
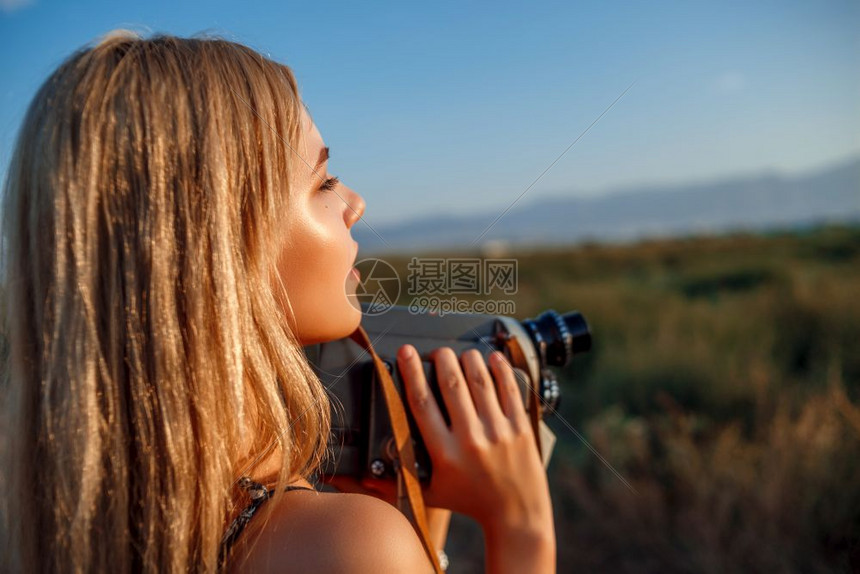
383, 225, 860, 573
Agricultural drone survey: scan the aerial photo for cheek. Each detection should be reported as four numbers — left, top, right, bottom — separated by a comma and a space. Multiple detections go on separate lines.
275, 217, 359, 344
279, 237, 332, 301
283, 218, 343, 288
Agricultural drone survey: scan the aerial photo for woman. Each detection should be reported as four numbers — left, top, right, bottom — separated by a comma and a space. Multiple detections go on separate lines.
0, 30, 555, 573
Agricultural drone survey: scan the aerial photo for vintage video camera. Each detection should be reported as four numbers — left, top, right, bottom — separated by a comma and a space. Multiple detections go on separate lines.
305, 304, 591, 482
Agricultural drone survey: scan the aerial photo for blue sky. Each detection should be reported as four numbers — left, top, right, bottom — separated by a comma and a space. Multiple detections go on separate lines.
1, 0, 858, 224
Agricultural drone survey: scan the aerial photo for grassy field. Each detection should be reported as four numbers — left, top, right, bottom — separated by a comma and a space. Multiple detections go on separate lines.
381, 225, 860, 573
4, 224, 857, 571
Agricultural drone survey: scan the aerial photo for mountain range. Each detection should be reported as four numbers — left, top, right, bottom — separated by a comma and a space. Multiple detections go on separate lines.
354, 156, 860, 255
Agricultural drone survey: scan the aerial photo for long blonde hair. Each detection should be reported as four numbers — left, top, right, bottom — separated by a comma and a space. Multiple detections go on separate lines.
1, 30, 331, 572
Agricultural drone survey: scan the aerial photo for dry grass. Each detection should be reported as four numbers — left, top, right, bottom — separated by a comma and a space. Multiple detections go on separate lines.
552, 382, 860, 573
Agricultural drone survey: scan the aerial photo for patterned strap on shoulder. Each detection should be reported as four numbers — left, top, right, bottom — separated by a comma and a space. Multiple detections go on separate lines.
218, 477, 313, 570
218, 477, 272, 569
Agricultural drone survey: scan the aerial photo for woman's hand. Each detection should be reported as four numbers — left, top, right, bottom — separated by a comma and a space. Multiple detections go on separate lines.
397, 345, 556, 572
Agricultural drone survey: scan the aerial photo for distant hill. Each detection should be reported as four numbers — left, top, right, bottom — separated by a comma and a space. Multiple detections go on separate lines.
355, 156, 860, 254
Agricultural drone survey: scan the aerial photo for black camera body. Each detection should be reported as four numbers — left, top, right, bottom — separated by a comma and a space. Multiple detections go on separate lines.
305, 305, 591, 482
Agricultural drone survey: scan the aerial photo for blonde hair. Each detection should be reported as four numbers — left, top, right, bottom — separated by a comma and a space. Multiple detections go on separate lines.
0, 30, 331, 572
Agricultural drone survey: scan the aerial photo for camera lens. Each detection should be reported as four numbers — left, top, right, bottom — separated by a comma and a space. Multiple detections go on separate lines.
522, 310, 592, 368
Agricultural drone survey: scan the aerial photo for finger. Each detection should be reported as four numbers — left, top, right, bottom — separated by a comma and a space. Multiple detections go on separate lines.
397, 345, 450, 451
489, 351, 529, 429
459, 349, 505, 424
430, 347, 480, 433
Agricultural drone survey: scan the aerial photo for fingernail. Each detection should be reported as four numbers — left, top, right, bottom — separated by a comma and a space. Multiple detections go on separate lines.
400, 345, 414, 359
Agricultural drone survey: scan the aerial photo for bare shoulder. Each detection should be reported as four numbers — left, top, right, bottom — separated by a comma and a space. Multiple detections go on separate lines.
230, 490, 434, 574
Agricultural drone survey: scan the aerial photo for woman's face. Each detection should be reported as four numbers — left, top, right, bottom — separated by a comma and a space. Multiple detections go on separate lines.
276, 106, 366, 346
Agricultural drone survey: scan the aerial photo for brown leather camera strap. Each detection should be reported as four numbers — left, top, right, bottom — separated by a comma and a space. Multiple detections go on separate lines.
348, 326, 444, 574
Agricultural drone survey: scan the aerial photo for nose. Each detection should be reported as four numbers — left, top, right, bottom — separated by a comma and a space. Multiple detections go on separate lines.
343, 186, 366, 229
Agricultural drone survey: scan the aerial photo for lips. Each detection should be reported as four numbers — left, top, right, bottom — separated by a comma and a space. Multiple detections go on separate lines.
347, 241, 361, 283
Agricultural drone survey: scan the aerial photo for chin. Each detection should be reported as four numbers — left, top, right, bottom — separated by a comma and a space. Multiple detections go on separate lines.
336, 304, 363, 339
298, 304, 362, 346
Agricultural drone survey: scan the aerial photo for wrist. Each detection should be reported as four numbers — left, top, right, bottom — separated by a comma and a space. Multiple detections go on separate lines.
483, 520, 556, 574
480, 498, 554, 543
484, 519, 555, 550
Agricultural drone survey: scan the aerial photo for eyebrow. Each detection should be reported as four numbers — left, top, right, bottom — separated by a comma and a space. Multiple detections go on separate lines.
314, 146, 329, 175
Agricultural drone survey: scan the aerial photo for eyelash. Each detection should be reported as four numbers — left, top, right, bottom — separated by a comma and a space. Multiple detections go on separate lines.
319, 176, 340, 192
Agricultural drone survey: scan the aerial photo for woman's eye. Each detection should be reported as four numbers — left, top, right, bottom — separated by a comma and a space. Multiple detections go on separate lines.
319, 176, 340, 192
